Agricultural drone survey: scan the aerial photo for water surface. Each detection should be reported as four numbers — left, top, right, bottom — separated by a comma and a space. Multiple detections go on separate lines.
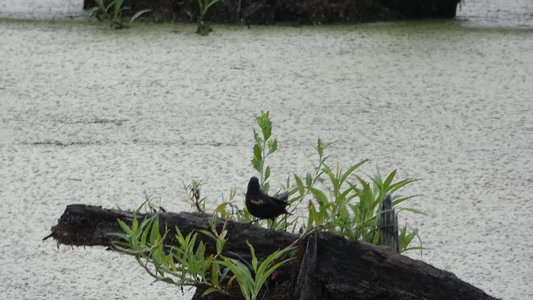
0, 1, 532, 300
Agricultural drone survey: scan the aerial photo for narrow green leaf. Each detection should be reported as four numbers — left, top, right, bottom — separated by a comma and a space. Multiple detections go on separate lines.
267, 139, 278, 154
294, 175, 305, 196
315, 138, 329, 158
322, 165, 337, 191
130, 9, 151, 23
257, 112, 272, 140
149, 216, 160, 244
382, 169, 397, 191
204, 0, 222, 11
251, 158, 261, 172
114, 0, 124, 17
262, 182, 270, 194
253, 129, 262, 145
253, 144, 262, 161
159, 277, 176, 284
214, 202, 229, 216
305, 172, 313, 187
105, 0, 116, 12
264, 166, 270, 181
340, 159, 368, 185
388, 178, 417, 194
391, 194, 420, 206
117, 219, 132, 235
397, 207, 427, 215
247, 241, 258, 271
308, 186, 328, 206
202, 287, 221, 297
140, 218, 152, 245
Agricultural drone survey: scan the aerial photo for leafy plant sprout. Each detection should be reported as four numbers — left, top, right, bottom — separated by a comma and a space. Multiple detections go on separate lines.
85, 0, 151, 29
114, 203, 295, 300
251, 111, 277, 194
184, 180, 206, 213
186, 0, 223, 36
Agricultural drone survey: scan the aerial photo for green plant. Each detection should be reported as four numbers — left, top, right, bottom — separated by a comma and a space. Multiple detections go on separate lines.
114, 203, 293, 299
115, 209, 228, 295
115, 111, 426, 297
399, 225, 424, 253
187, 0, 223, 36
218, 241, 293, 300
290, 139, 424, 251
207, 112, 423, 253
184, 180, 206, 213
251, 111, 278, 194
86, 0, 151, 29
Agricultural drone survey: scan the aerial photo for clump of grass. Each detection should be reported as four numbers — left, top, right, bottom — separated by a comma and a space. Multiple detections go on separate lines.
243, 112, 424, 250
86, 0, 151, 29
295, 146, 424, 251
185, 0, 223, 36
114, 204, 293, 299
218, 241, 293, 300
184, 180, 206, 213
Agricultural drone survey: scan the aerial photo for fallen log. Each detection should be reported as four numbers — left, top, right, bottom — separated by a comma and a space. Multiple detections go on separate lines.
46, 204, 496, 300
84, 0, 461, 24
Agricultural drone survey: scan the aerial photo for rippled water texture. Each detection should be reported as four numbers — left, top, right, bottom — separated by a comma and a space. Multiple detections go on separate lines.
2, 0, 533, 28
1, 1, 532, 300
457, 0, 533, 28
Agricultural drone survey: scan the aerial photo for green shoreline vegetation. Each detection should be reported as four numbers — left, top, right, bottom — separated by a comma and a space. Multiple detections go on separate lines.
83, 0, 461, 35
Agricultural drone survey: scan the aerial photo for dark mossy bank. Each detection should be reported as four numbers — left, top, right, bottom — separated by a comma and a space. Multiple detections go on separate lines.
83, 0, 461, 24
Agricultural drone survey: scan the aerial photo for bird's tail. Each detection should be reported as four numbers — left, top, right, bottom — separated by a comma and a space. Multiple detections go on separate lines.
276, 192, 289, 203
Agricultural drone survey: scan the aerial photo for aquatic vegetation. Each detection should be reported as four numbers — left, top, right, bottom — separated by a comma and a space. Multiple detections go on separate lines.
189, 0, 223, 36
245, 112, 424, 247
115, 208, 294, 300
86, 0, 151, 29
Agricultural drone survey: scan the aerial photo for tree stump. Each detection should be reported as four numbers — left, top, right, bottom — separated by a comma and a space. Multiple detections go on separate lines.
379, 194, 400, 253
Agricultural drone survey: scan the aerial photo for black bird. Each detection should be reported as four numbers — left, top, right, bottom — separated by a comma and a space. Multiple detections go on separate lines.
245, 177, 289, 222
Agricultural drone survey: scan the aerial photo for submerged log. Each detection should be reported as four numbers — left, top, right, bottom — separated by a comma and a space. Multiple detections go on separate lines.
46, 204, 496, 300
84, 0, 461, 24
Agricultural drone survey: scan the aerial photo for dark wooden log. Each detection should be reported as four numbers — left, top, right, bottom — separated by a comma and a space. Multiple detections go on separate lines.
379, 194, 400, 253
294, 231, 324, 300
84, 0, 461, 24
46, 204, 496, 300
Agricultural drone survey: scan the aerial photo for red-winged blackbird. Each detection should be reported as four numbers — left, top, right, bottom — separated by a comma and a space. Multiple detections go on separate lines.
245, 177, 289, 222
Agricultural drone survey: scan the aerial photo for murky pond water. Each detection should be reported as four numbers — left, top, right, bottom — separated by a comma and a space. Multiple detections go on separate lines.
457, 0, 533, 28
1, 1, 532, 299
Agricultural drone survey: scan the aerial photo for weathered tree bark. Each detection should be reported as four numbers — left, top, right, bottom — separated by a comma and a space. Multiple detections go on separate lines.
379, 194, 400, 253
46, 204, 496, 300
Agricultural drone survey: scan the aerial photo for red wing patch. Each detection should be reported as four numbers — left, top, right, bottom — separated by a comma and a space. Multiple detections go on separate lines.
250, 198, 264, 205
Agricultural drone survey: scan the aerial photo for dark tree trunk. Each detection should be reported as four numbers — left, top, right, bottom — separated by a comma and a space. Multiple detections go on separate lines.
46, 204, 496, 300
